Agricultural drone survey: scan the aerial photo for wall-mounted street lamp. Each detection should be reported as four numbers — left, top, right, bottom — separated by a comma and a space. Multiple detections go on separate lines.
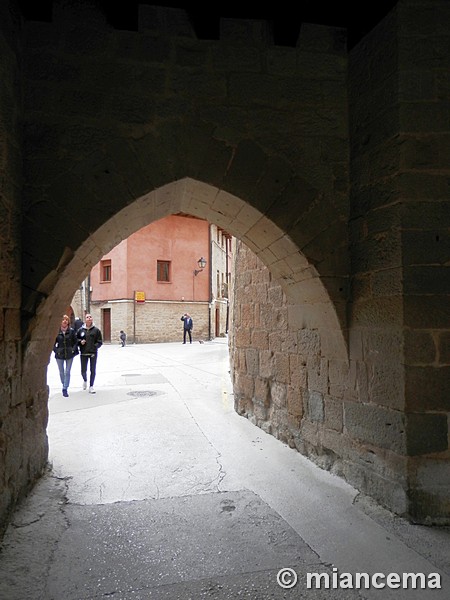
193, 256, 207, 276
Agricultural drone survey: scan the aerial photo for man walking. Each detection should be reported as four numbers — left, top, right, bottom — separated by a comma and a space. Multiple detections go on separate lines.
77, 314, 103, 393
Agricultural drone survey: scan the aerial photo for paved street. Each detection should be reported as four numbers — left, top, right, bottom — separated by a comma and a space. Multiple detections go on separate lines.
0, 339, 449, 599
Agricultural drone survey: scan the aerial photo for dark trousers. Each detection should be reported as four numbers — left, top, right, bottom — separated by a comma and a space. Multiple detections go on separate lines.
183, 328, 192, 343
80, 354, 97, 386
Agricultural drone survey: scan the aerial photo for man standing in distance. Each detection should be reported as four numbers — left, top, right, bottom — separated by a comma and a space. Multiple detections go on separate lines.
181, 313, 193, 344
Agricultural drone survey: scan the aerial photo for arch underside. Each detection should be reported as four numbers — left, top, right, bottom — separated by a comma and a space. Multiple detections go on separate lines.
27, 178, 348, 363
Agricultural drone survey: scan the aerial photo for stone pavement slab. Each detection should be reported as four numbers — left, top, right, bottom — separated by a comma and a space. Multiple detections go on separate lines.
48, 490, 352, 599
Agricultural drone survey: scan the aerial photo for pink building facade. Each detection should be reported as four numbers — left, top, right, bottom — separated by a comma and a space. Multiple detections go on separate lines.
75, 215, 232, 344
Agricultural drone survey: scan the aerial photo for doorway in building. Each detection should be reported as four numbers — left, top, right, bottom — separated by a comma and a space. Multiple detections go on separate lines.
102, 308, 111, 342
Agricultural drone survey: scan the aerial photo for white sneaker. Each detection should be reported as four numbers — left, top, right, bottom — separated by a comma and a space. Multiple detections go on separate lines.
89, 386, 96, 394
82, 381, 87, 390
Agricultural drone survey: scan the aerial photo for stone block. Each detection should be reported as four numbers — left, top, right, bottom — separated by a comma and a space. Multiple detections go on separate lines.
259, 350, 274, 379
319, 430, 346, 472
270, 381, 287, 409
289, 354, 307, 390
324, 397, 343, 432
405, 366, 450, 412
297, 328, 320, 358
234, 328, 251, 347
287, 386, 303, 423
254, 377, 270, 408
404, 265, 450, 295
273, 352, 290, 384
252, 402, 268, 422
240, 303, 254, 329
280, 331, 297, 354
367, 362, 404, 411
0, 486, 12, 536
411, 456, 450, 488
343, 461, 408, 517
344, 402, 406, 453
234, 372, 254, 400
268, 330, 283, 352
351, 296, 403, 327
266, 46, 297, 75
372, 268, 403, 297
175, 41, 210, 69
328, 359, 349, 399
403, 198, 450, 228
361, 327, 403, 362
407, 456, 450, 524
307, 356, 328, 395
251, 330, 269, 350
407, 488, 450, 525
260, 304, 282, 330
404, 295, 450, 329
212, 44, 261, 72
244, 348, 259, 376
403, 229, 450, 267
308, 390, 324, 423
267, 285, 284, 306
351, 229, 402, 274
299, 419, 320, 447
404, 329, 436, 365
252, 268, 271, 285
438, 332, 450, 365
406, 413, 448, 456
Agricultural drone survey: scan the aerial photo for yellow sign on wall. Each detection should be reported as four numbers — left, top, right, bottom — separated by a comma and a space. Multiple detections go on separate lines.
135, 291, 145, 303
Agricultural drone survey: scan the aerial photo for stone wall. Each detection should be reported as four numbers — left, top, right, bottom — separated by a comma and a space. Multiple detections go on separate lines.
0, 2, 48, 536
231, 1, 450, 524
348, 0, 450, 523
231, 240, 411, 516
90, 300, 210, 344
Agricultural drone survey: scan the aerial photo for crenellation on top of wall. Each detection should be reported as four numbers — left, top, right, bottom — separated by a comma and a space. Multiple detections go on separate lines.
51, 0, 111, 29
23, 3, 352, 69
138, 5, 196, 38
219, 18, 274, 46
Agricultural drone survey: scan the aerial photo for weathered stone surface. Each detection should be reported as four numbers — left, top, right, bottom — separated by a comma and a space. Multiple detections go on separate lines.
405, 366, 450, 412
344, 402, 406, 454
406, 413, 448, 456
307, 391, 324, 423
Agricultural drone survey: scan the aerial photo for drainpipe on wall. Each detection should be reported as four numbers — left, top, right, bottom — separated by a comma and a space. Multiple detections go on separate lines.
225, 236, 230, 334
208, 225, 212, 341
87, 273, 91, 313
133, 290, 136, 344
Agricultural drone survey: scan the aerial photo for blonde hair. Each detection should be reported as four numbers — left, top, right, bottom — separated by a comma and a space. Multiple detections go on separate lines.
62, 314, 70, 324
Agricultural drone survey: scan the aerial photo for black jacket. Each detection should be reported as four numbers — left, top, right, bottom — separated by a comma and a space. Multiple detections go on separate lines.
77, 324, 103, 355
53, 328, 78, 360
181, 316, 193, 330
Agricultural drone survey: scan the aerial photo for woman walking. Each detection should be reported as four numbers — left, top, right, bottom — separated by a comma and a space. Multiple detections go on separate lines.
53, 314, 78, 397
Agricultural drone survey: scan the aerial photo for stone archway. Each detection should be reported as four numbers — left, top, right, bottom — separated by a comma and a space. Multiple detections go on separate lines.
23, 177, 348, 401
2, 0, 450, 533
23, 178, 349, 528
